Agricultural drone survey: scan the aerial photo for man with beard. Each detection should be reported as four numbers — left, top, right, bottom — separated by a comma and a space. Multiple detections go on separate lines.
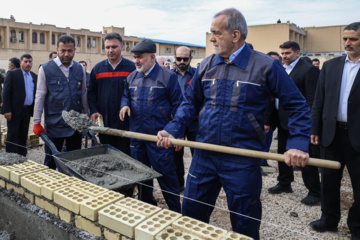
120, 39, 183, 212
88, 32, 135, 155
172, 46, 198, 191
33, 35, 89, 169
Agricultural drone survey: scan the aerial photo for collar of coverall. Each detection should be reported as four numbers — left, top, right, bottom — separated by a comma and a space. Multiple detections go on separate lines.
212, 42, 251, 70
136, 61, 159, 81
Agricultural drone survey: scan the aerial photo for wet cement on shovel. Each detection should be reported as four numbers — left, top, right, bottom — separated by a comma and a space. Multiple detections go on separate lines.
62, 110, 96, 132
0, 152, 28, 165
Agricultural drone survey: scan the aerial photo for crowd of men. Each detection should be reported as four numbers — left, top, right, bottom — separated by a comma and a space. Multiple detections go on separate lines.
1, 8, 359, 240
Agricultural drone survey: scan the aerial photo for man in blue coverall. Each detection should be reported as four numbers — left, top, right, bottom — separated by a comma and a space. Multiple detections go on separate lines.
157, 8, 311, 239
88, 32, 135, 155
120, 39, 183, 212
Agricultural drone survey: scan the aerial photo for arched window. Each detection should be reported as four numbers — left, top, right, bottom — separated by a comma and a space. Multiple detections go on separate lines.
19, 31, 24, 42
92, 38, 96, 48
52, 34, 55, 45
40, 33, 45, 44
87, 37, 91, 48
77, 36, 81, 47
32, 32, 37, 43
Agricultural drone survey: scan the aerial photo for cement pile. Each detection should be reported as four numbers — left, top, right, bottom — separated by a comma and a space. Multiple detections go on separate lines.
62, 110, 96, 132
66, 154, 152, 190
0, 152, 28, 165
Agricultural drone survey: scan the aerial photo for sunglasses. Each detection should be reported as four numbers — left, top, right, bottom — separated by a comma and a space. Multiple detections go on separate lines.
176, 57, 190, 62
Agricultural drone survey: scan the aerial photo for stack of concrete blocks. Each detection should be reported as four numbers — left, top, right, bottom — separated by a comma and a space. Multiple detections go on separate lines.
0, 160, 253, 240
0, 127, 40, 146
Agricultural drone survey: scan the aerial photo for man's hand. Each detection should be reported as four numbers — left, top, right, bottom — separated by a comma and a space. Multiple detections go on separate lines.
33, 123, 46, 137
284, 149, 309, 167
311, 135, 319, 145
4, 112, 12, 122
119, 106, 131, 121
174, 137, 184, 151
264, 125, 270, 133
157, 130, 174, 148
90, 113, 102, 123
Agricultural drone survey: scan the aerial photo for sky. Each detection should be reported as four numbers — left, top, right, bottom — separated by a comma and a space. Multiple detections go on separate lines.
1, 0, 359, 46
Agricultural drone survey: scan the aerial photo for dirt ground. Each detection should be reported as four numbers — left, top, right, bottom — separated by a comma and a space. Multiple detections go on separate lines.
0, 116, 354, 239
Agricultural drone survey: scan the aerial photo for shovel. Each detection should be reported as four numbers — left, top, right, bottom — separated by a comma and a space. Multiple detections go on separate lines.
62, 111, 341, 170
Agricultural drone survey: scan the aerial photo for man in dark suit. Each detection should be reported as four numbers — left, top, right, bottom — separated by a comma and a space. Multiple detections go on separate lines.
310, 22, 360, 239
3, 54, 37, 156
268, 41, 321, 206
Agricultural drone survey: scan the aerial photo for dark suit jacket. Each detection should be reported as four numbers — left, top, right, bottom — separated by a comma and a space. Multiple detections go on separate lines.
2, 68, 37, 118
278, 58, 320, 130
311, 56, 360, 152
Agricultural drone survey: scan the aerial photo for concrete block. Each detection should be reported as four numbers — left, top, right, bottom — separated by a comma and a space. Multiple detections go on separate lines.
104, 228, 121, 240
53, 186, 92, 214
24, 191, 35, 203
21, 172, 52, 195
75, 215, 102, 237
72, 181, 108, 197
80, 190, 124, 221
172, 216, 227, 240
59, 208, 73, 223
35, 196, 59, 216
10, 165, 48, 184
115, 197, 161, 218
135, 209, 182, 240
155, 226, 201, 240
221, 231, 254, 240
6, 182, 24, 195
37, 169, 68, 181
41, 177, 81, 200
0, 178, 6, 188
0, 160, 38, 179
98, 203, 146, 238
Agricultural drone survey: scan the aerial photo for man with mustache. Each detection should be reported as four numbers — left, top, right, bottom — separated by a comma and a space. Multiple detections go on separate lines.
120, 39, 183, 212
310, 22, 360, 239
88, 32, 135, 155
172, 46, 197, 191
32, 35, 89, 169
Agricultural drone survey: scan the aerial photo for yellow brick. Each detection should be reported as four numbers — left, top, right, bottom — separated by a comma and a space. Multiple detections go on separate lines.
135, 209, 182, 240
115, 197, 161, 218
0, 163, 28, 179
155, 226, 201, 240
0, 178, 6, 188
221, 231, 254, 240
41, 177, 81, 200
104, 228, 121, 240
172, 216, 227, 240
6, 182, 24, 195
121, 236, 132, 240
59, 208, 73, 223
21, 172, 53, 195
53, 186, 92, 213
72, 181, 108, 197
24, 191, 35, 203
98, 204, 146, 238
75, 215, 101, 237
35, 196, 59, 216
80, 191, 124, 221
37, 169, 68, 181
10, 165, 48, 184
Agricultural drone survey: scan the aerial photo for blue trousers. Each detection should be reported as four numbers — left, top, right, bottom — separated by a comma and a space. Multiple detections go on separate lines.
131, 140, 181, 213
182, 152, 262, 240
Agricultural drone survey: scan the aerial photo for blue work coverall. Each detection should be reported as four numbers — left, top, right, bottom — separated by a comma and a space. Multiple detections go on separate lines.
121, 62, 184, 212
164, 43, 311, 239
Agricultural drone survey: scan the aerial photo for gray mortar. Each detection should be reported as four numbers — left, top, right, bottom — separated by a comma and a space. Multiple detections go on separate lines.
0, 152, 28, 165
62, 110, 96, 132
67, 154, 152, 190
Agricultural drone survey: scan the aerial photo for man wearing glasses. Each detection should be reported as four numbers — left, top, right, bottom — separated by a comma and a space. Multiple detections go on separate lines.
172, 46, 198, 191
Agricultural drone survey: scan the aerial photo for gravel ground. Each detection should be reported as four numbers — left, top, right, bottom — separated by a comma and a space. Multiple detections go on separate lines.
0, 117, 353, 239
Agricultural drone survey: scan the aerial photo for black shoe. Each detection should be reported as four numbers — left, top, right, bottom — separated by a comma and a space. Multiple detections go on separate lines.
268, 184, 293, 194
310, 219, 338, 232
301, 195, 320, 206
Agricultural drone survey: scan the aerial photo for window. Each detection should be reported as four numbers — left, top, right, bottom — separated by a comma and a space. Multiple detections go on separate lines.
40, 33, 45, 44
92, 38, 96, 48
77, 36, 81, 47
87, 37, 91, 48
10, 30, 16, 42
102, 39, 104, 49
32, 32, 37, 43
191, 50, 195, 55
52, 34, 55, 45
165, 47, 171, 53
125, 42, 130, 51
19, 31, 24, 42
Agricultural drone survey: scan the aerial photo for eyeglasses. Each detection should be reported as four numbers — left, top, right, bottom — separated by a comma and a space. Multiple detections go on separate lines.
176, 57, 190, 62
